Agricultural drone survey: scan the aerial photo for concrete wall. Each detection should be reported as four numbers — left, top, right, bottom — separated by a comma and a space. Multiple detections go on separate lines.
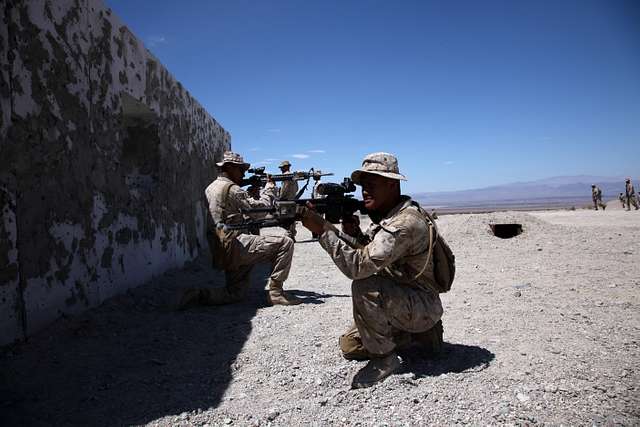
0, 0, 230, 345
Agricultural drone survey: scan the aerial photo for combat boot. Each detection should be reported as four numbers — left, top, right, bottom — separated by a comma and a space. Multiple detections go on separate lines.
267, 279, 302, 306
351, 352, 402, 389
411, 320, 444, 357
339, 325, 375, 360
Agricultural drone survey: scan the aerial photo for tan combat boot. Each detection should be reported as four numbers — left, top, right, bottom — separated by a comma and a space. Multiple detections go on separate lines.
267, 280, 302, 306
339, 325, 375, 360
351, 352, 402, 389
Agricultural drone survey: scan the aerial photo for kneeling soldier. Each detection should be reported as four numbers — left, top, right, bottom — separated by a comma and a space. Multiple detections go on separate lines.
180, 151, 301, 308
301, 152, 445, 388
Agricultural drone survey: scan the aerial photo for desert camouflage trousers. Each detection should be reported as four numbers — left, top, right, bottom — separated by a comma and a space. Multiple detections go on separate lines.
340, 275, 443, 357
626, 195, 639, 210
592, 198, 606, 210
200, 233, 294, 304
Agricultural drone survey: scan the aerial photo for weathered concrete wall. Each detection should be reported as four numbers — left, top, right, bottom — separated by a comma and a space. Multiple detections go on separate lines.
0, 0, 230, 345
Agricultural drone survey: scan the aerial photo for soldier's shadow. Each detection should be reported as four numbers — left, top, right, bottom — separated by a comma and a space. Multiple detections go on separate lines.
401, 343, 495, 377
284, 289, 351, 305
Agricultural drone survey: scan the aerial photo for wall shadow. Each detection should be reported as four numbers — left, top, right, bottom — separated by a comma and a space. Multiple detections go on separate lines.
401, 343, 495, 377
0, 257, 271, 426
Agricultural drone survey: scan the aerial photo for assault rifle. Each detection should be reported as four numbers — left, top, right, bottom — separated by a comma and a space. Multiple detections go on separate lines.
241, 167, 334, 189
221, 177, 367, 232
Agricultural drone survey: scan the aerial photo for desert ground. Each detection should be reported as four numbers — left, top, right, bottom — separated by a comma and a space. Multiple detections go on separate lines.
1, 208, 639, 426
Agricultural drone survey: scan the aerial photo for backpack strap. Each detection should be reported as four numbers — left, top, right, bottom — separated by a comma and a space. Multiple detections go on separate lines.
400, 203, 437, 281
219, 181, 235, 223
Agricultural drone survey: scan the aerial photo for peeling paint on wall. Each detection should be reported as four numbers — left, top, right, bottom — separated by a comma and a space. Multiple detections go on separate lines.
0, 0, 230, 345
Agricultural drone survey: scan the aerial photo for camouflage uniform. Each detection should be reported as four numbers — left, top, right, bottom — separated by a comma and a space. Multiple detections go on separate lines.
181, 152, 298, 307
278, 162, 299, 239
317, 153, 444, 359
591, 185, 606, 210
625, 180, 639, 211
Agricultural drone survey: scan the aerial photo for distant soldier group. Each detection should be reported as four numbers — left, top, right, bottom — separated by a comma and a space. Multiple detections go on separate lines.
593, 178, 638, 211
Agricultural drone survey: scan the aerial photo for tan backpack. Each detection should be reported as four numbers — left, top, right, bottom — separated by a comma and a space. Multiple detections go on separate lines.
405, 203, 456, 293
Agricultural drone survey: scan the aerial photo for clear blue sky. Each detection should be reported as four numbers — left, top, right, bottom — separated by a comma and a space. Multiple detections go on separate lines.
108, 0, 639, 193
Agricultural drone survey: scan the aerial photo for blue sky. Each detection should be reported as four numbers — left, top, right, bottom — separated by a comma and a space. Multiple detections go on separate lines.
108, 0, 639, 193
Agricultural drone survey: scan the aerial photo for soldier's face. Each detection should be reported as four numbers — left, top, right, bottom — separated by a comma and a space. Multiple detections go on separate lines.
360, 174, 398, 211
224, 164, 246, 184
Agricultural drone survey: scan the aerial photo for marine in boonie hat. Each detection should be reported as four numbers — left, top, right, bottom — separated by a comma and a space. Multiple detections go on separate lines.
216, 151, 250, 170
350, 152, 407, 185
279, 160, 291, 168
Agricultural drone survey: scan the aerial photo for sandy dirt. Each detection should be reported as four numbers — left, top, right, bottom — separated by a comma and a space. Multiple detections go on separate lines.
1, 209, 639, 426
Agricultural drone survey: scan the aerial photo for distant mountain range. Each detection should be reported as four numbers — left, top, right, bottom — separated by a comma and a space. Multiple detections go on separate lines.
412, 175, 637, 208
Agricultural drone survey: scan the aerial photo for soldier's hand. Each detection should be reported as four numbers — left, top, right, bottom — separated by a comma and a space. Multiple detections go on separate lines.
341, 215, 361, 237
300, 204, 326, 235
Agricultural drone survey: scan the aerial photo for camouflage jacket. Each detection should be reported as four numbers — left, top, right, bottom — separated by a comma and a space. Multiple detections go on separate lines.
279, 172, 299, 200
205, 176, 276, 229
318, 196, 436, 291
592, 186, 602, 200
626, 182, 635, 197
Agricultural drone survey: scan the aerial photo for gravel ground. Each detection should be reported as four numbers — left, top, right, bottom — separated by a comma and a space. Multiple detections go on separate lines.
1, 209, 639, 426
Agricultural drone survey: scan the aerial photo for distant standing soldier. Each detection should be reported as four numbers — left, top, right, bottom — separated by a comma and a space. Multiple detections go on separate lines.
619, 192, 626, 209
591, 184, 606, 211
278, 160, 299, 240
625, 178, 639, 211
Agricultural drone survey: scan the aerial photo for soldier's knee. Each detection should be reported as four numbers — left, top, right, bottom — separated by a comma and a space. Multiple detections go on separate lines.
281, 235, 294, 251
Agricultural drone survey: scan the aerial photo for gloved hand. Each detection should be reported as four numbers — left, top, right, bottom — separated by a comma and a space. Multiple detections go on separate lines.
341, 215, 361, 237
299, 203, 327, 235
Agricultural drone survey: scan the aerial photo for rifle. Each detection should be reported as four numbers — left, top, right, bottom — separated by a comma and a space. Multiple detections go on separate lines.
240, 167, 334, 190
221, 178, 367, 232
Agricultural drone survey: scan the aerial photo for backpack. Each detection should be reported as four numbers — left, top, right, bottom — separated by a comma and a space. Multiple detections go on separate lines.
404, 204, 456, 293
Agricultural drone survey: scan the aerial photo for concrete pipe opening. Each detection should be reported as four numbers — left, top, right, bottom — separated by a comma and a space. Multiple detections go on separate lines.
490, 223, 523, 239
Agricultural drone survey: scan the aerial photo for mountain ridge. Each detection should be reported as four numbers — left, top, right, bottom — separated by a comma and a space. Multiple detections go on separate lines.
412, 175, 637, 206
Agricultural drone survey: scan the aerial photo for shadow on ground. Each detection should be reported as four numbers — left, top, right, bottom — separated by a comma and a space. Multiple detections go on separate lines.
0, 258, 277, 426
402, 343, 495, 377
287, 289, 351, 305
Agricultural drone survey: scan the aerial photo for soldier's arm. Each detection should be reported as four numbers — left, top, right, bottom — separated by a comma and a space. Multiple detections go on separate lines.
231, 183, 276, 220
318, 221, 415, 281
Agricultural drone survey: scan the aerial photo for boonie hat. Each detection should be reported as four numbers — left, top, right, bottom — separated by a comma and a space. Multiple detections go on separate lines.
351, 152, 407, 185
216, 151, 250, 170
279, 160, 291, 168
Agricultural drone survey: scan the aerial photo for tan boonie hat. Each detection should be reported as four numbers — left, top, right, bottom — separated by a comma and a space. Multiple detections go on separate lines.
351, 152, 407, 184
216, 151, 250, 170
279, 160, 291, 168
